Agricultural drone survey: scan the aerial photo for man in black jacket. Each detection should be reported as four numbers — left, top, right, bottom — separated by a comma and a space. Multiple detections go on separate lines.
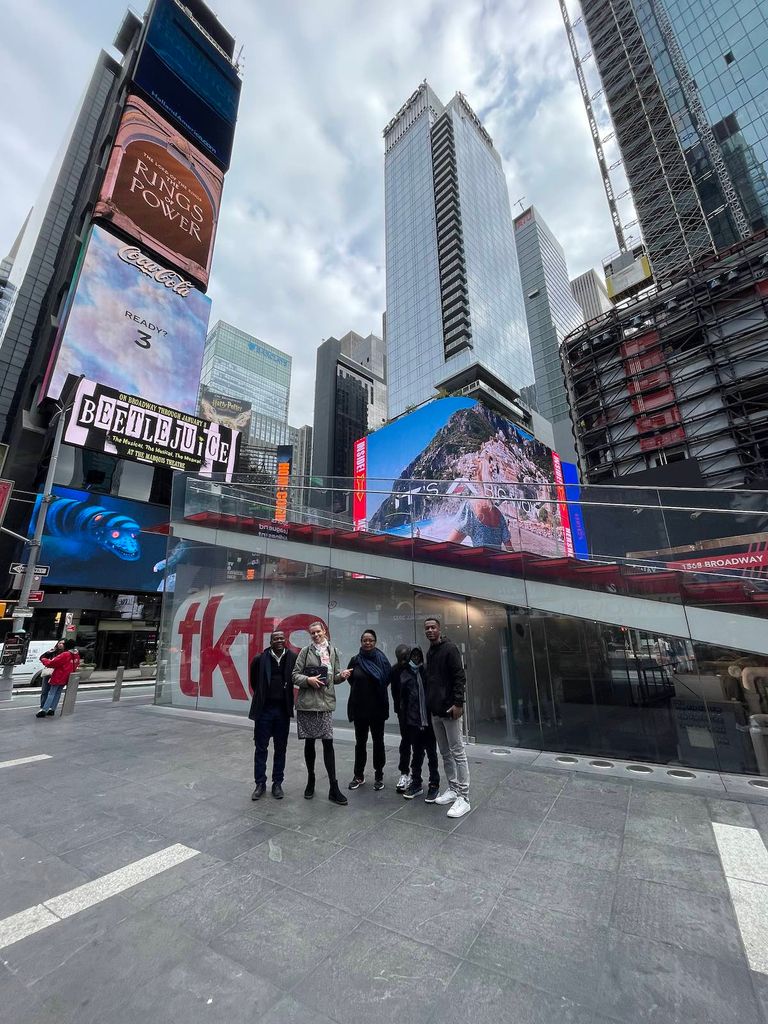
248, 630, 297, 800
424, 617, 470, 818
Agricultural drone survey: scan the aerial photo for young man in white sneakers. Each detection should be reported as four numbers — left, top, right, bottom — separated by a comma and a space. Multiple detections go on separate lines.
424, 617, 471, 818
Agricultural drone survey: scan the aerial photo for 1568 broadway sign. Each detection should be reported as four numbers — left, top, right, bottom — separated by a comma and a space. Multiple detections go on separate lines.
64, 378, 240, 480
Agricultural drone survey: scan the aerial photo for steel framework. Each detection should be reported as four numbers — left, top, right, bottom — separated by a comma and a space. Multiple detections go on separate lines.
562, 231, 768, 488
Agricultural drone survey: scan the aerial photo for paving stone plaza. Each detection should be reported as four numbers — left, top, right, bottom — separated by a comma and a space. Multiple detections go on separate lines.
2, 697, 768, 1024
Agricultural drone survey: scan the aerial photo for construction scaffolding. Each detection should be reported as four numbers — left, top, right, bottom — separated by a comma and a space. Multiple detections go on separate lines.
562, 230, 768, 488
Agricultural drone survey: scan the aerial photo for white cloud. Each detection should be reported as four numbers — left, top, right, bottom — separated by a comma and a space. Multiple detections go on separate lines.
0, 0, 619, 424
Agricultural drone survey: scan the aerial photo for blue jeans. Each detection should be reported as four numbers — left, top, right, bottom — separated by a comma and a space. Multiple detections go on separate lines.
254, 704, 291, 785
42, 686, 64, 713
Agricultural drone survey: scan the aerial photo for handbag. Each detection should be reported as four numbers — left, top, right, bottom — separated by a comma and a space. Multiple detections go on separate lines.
41, 667, 54, 678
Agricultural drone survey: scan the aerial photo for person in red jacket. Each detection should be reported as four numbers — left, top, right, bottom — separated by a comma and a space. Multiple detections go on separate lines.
36, 639, 80, 717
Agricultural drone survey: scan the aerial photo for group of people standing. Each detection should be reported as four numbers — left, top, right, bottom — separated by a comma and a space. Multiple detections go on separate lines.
248, 617, 471, 818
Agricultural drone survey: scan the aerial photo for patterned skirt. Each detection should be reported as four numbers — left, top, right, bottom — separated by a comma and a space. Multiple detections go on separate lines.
296, 710, 334, 740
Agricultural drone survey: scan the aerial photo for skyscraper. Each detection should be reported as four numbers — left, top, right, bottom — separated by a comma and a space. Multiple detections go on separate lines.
513, 207, 583, 461
200, 321, 292, 446
570, 269, 614, 322
572, 0, 768, 282
312, 331, 386, 511
384, 84, 534, 421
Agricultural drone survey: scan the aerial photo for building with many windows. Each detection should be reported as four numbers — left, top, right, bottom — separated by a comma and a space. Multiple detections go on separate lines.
514, 207, 584, 460
199, 321, 292, 446
570, 268, 614, 322
384, 83, 534, 423
311, 331, 386, 511
573, 0, 768, 282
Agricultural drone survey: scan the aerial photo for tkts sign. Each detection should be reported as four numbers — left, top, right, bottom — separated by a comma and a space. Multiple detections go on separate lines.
64, 377, 240, 480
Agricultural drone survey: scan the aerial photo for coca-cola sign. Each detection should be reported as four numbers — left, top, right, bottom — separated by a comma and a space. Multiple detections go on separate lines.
42, 224, 211, 415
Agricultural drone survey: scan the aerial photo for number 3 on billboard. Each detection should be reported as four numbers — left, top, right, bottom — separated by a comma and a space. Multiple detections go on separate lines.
135, 330, 152, 349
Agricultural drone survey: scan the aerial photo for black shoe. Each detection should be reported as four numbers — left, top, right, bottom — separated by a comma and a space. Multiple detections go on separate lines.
348, 777, 364, 790
251, 782, 266, 800
329, 781, 348, 806
403, 782, 424, 800
374, 776, 384, 791
272, 783, 284, 800
304, 774, 315, 800
425, 784, 440, 803
35, 710, 46, 718
46, 709, 55, 716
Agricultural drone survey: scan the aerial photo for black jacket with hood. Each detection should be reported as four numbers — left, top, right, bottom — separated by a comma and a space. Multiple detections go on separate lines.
425, 637, 466, 717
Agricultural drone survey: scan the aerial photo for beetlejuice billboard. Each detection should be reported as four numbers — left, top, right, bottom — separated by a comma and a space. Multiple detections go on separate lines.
29, 486, 170, 592
42, 225, 210, 415
354, 398, 587, 559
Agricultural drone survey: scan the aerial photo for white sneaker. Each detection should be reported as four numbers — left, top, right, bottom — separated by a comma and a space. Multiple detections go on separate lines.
396, 773, 411, 792
447, 795, 471, 818
434, 788, 457, 805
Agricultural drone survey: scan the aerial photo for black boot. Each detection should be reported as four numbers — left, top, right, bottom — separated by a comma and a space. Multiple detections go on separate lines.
328, 780, 348, 806
304, 773, 315, 800
251, 782, 266, 800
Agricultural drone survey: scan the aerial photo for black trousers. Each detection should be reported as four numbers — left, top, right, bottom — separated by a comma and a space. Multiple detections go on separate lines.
253, 704, 291, 785
353, 717, 386, 779
408, 723, 440, 788
397, 713, 411, 774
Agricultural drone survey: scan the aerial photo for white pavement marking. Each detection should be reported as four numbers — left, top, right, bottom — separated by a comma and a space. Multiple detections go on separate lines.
0, 843, 199, 951
713, 822, 768, 884
0, 694, 151, 712
713, 821, 768, 974
0, 754, 52, 769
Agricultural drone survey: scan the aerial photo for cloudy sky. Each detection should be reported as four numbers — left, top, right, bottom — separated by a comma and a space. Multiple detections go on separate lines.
0, 0, 623, 425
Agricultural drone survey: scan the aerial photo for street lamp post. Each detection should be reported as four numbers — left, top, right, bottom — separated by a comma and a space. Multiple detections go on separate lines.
0, 395, 73, 703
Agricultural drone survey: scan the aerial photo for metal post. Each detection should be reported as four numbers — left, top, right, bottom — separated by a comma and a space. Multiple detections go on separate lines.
60, 672, 81, 716
112, 665, 124, 702
0, 398, 71, 703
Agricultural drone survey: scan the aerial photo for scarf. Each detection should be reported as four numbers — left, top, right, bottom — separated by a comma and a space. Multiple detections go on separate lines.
311, 640, 331, 667
357, 646, 390, 686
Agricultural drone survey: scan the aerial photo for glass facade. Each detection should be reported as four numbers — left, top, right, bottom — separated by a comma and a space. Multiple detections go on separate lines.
640, 0, 768, 236
200, 320, 292, 444
514, 207, 584, 458
157, 473, 768, 778
384, 85, 534, 420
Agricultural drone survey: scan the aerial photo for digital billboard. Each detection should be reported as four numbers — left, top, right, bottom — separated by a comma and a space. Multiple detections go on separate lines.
43, 225, 210, 415
30, 486, 169, 593
198, 387, 252, 436
94, 95, 224, 288
64, 378, 241, 480
133, 0, 241, 171
357, 398, 579, 559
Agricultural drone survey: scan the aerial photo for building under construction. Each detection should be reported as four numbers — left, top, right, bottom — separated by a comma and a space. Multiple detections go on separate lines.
562, 231, 768, 487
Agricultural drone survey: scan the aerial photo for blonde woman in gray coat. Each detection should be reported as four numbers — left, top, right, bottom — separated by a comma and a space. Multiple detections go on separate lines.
292, 621, 351, 804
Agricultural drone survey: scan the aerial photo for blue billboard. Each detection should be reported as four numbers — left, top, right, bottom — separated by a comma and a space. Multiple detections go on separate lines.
133, 0, 241, 170
30, 487, 170, 593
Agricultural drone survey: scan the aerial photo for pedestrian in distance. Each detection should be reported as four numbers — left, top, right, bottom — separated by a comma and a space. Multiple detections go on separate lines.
248, 629, 297, 801
424, 617, 471, 817
390, 644, 412, 792
34, 640, 65, 709
292, 621, 351, 805
347, 629, 391, 791
394, 646, 440, 802
35, 639, 80, 718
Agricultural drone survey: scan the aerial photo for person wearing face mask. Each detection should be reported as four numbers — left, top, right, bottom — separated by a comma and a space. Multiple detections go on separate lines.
346, 629, 391, 791
293, 621, 352, 805
396, 647, 440, 802
248, 630, 297, 801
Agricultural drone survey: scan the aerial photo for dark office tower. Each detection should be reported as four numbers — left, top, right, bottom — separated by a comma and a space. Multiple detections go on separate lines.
571, 0, 768, 282
514, 207, 584, 461
312, 332, 387, 512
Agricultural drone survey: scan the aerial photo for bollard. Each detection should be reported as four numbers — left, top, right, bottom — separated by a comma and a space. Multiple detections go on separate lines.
60, 673, 81, 716
112, 665, 125, 703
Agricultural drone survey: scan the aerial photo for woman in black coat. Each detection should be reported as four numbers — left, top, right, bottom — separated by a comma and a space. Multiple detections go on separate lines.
346, 629, 391, 791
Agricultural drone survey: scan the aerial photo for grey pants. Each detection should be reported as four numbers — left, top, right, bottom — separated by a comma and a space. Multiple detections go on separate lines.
431, 714, 470, 797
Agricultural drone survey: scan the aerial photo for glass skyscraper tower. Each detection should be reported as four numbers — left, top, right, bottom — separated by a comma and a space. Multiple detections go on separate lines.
576, 0, 768, 282
384, 84, 534, 421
